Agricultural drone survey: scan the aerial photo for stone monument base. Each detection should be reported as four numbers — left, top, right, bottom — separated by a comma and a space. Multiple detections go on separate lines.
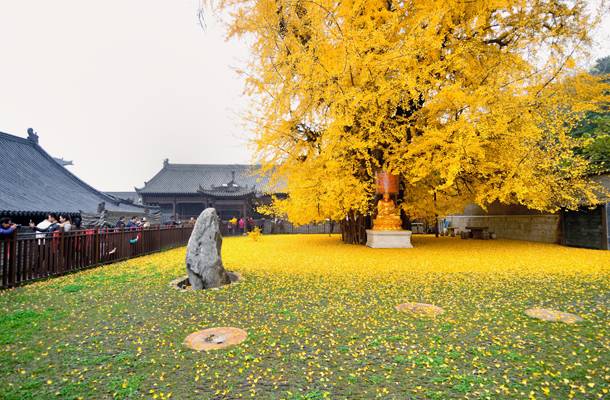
366, 230, 413, 249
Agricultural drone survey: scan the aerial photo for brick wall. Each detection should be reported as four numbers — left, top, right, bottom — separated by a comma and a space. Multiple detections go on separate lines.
446, 215, 560, 243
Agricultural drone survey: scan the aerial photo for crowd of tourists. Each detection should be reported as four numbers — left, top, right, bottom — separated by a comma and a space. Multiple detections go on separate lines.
0, 213, 266, 239
114, 216, 151, 229
0, 214, 160, 240
225, 216, 259, 235
0, 214, 73, 239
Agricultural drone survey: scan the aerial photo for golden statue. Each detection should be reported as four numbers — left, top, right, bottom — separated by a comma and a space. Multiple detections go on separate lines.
373, 192, 402, 231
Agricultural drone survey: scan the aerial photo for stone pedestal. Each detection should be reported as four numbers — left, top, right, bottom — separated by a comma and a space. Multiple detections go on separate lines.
366, 230, 413, 248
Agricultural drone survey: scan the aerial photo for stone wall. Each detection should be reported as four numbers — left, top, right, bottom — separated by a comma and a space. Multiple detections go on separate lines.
446, 215, 560, 243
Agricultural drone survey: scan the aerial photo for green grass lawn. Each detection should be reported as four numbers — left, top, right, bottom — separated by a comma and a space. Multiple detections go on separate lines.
0, 235, 608, 399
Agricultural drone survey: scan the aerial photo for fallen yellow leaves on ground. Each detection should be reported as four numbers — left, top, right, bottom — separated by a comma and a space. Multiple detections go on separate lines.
0, 235, 608, 399
224, 234, 609, 277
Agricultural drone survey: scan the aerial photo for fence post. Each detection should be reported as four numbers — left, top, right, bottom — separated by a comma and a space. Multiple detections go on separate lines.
7, 239, 17, 288
94, 229, 99, 265
1, 240, 7, 288
158, 225, 162, 251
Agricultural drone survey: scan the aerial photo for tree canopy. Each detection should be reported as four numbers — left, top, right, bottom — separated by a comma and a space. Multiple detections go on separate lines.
220, 0, 610, 225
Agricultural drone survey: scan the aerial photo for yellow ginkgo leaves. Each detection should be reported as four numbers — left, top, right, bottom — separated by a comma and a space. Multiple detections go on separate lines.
217, 0, 609, 226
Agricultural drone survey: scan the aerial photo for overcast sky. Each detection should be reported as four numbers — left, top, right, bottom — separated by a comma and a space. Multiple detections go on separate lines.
1, 1, 609, 191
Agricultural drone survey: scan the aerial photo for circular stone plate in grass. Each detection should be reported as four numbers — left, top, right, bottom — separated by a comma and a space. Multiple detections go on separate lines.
524, 308, 583, 324
184, 327, 248, 351
396, 302, 444, 317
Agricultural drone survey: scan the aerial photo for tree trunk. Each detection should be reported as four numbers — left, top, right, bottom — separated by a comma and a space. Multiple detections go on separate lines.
340, 211, 368, 245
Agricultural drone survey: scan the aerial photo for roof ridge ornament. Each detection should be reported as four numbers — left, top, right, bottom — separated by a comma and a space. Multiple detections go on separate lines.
163, 158, 169, 167
53, 157, 74, 167
27, 128, 39, 144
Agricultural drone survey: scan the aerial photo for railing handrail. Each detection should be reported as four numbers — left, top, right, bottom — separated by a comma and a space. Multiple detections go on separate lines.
0, 226, 193, 289
5, 225, 194, 240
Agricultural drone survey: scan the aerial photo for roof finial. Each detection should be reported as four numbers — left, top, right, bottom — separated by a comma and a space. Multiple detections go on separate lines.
163, 158, 169, 167
53, 157, 74, 167
27, 128, 39, 144
231, 170, 236, 182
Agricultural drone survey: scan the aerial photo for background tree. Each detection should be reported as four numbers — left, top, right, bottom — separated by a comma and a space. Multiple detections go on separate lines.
219, 0, 609, 243
570, 55, 610, 174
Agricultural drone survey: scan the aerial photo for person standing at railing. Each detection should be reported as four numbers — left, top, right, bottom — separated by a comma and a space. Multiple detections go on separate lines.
29, 214, 60, 239
0, 218, 17, 238
59, 215, 72, 232
126, 216, 138, 230
115, 216, 126, 230
1, 218, 17, 283
27, 214, 59, 277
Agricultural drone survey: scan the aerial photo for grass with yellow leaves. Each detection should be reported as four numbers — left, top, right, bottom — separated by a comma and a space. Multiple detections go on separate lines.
0, 234, 608, 399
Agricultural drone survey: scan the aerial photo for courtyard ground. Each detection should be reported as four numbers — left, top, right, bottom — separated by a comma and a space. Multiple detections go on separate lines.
0, 235, 608, 399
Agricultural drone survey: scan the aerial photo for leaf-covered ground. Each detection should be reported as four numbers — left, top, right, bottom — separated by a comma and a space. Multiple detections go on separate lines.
0, 235, 608, 399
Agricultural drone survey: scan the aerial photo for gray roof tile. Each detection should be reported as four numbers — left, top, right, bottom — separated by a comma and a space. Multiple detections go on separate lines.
105, 191, 142, 204
137, 163, 272, 195
0, 131, 148, 215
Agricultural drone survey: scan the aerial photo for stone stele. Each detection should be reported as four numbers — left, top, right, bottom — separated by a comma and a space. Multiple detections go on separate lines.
184, 327, 248, 351
524, 308, 583, 324
396, 302, 445, 317
186, 208, 231, 289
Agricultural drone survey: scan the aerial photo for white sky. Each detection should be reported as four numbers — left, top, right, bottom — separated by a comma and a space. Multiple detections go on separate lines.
0, 1, 609, 191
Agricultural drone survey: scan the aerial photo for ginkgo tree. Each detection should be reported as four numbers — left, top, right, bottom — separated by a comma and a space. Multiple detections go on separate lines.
216, 0, 609, 243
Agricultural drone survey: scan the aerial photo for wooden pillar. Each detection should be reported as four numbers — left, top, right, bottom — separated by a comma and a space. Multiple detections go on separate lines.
602, 203, 609, 250
172, 197, 177, 220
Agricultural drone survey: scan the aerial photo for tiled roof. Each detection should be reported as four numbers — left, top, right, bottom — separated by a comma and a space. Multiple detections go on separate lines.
137, 163, 274, 195
0, 131, 148, 215
105, 191, 142, 204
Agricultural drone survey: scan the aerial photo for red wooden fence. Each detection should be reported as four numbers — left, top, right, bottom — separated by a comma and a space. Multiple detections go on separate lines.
0, 226, 193, 289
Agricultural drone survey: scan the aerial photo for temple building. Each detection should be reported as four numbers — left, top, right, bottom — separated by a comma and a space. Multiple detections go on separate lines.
0, 129, 155, 225
136, 160, 276, 221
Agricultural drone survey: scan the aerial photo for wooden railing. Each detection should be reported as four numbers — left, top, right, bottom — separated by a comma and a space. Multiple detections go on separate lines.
0, 226, 193, 289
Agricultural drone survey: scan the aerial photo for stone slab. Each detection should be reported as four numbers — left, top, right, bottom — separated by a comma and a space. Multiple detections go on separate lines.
366, 230, 413, 248
524, 308, 583, 324
184, 327, 248, 351
396, 302, 444, 317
